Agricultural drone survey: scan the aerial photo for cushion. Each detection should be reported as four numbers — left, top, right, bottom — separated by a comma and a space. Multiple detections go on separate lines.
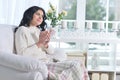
0, 65, 43, 80
0, 51, 48, 79
0, 24, 14, 53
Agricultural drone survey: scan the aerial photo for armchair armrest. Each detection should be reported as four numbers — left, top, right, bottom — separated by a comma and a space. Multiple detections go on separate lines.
0, 51, 48, 79
50, 48, 67, 61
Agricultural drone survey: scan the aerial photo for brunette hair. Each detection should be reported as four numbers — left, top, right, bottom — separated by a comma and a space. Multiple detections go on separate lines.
15, 6, 47, 32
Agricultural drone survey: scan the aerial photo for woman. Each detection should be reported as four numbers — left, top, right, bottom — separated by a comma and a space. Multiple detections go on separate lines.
15, 6, 89, 80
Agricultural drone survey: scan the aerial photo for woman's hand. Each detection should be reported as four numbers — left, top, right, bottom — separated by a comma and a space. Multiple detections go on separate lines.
36, 31, 50, 48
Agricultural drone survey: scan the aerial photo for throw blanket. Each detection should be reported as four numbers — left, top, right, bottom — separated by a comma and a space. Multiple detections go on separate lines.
47, 60, 89, 80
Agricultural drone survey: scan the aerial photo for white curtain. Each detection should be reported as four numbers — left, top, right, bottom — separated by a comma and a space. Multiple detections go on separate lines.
0, 0, 58, 26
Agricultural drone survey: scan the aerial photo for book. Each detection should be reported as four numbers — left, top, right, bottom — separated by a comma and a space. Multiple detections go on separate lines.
101, 73, 109, 80
92, 73, 99, 80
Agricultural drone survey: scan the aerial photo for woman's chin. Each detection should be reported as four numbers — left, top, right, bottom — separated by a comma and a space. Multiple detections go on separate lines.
37, 23, 42, 26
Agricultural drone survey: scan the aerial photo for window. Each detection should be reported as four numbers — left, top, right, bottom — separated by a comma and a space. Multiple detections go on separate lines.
85, 0, 120, 70
50, 0, 120, 71
85, 0, 120, 32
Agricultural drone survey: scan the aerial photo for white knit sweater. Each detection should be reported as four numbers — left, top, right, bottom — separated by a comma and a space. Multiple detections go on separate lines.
15, 26, 54, 61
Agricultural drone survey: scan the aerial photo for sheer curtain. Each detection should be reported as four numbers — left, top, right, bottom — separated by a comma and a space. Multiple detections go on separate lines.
0, 0, 57, 26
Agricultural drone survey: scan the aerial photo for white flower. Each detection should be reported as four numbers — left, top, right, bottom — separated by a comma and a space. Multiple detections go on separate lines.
46, 2, 67, 27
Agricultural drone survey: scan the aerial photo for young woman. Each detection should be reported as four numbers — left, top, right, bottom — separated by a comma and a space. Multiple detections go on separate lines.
15, 6, 89, 80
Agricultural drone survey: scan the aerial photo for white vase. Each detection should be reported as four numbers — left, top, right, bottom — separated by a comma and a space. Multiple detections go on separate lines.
48, 26, 59, 39
52, 26, 59, 39
91, 53, 99, 69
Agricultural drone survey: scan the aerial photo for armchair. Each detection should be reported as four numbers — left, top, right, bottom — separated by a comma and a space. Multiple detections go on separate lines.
0, 24, 48, 80
0, 24, 68, 80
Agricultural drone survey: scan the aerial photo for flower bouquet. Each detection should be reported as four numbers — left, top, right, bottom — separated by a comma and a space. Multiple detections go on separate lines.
46, 2, 67, 28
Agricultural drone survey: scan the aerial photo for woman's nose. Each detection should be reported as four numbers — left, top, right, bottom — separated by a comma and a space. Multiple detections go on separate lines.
39, 15, 43, 19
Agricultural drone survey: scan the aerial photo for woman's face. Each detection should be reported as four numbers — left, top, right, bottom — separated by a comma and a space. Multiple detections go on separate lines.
30, 9, 44, 26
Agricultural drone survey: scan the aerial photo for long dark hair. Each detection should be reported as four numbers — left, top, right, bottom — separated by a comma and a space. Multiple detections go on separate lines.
15, 6, 47, 32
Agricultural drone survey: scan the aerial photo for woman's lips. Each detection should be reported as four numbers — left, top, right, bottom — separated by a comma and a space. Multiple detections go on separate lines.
37, 19, 41, 22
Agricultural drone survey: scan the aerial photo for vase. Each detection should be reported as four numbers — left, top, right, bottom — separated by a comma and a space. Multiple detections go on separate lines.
91, 53, 99, 69
50, 26, 59, 39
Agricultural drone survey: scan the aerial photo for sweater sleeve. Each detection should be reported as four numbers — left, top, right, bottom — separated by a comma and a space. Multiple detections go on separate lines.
15, 27, 46, 59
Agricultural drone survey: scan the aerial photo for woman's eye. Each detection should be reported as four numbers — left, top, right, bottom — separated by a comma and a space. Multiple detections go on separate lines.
36, 13, 40, 15
36, 13, 43, 17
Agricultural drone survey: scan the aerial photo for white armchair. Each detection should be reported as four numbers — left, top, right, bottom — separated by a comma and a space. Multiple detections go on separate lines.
0, 24, 68, 80
0, 24, 48, 80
